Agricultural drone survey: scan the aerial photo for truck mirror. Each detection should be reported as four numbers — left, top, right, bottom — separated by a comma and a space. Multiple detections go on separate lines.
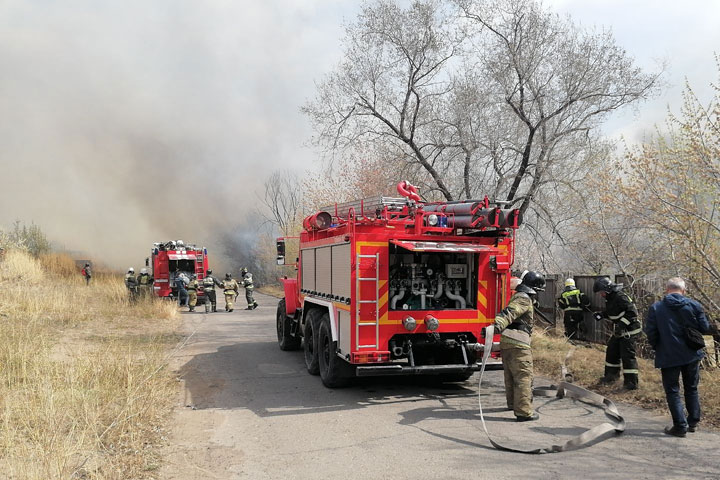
276, 238, 286, 265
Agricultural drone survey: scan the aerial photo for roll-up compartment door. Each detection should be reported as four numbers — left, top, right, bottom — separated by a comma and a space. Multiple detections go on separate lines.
332, 243, 351, 298
316, 246, 332, 294
301, 249, 315, 291
390, 240, 492, 253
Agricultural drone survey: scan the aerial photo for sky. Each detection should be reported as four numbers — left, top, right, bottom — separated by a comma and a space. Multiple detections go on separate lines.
546, 0, 720, 141
0, 0, 717, 269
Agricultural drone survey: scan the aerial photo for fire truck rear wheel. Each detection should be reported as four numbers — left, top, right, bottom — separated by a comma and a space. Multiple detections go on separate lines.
317, 313, 352, 388
277, 300, 301, 351
303, 309, 322, 375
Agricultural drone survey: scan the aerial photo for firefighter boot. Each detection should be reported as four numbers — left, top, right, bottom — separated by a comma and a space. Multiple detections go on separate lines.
212, 306, 217, 312
189, 306, 194, 312
252, 302, 259, 310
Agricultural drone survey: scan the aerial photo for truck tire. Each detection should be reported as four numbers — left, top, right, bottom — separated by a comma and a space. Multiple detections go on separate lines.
277, 300, 301, 351
303, 308, 322, 375
317, 313, 352, 388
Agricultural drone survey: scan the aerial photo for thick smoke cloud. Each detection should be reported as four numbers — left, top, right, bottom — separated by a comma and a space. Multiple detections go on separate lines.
0, 0, 353, 270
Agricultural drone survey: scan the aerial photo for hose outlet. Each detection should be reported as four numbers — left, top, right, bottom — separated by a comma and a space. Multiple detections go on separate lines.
424, 314, 439, 331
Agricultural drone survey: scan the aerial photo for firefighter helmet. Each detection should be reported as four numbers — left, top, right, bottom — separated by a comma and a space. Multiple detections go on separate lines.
517, 270, 546, 295
593, 277, 615, 293
225, 273, 232, 279
207, 269, 213, 275
141, 268, 147, 274
128, 267, 134, 273
565, 278, 575, 287
241, 267, 248, 275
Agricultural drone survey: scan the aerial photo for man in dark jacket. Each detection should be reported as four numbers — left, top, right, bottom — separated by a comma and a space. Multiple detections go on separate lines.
644, 277, 710, 437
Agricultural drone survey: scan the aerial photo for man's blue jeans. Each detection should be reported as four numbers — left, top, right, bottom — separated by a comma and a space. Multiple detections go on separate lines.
661, 360, 701, 429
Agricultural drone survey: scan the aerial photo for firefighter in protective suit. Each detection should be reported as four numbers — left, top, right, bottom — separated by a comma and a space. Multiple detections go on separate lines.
137, 268, 154, 299
221, 273, 239, 312
240, 267, 258, 310
594, 277, 640, 390
493, 270, 546, 421
202, 269, 222, 312
187, 274, 200, 312
558, 278, 590, 339
125, 267, 138, 302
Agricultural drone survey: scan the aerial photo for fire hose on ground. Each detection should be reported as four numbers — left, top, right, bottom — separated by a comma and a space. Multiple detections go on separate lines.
472, 325, 626, 454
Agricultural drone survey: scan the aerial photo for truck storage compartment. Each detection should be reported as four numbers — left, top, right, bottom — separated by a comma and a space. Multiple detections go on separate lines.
388, 241, 482, 310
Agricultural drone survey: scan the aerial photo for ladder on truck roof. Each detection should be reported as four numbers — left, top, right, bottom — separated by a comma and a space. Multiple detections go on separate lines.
356, 252, 380, 350
322, 196, 407, 219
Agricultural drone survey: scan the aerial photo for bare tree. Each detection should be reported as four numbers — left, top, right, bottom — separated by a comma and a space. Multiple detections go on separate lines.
257, 170, 305, 236
303, 0, 463, 200
456, 0, 661, 215
305, 0, 660, 227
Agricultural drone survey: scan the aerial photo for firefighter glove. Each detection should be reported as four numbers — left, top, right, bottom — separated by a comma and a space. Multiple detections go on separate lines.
593, 312, 604, 322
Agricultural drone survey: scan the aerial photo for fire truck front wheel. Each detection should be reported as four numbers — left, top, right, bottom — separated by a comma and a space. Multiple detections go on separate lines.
277, 300, 301, 351
317, 313, 352, 388
303, 308, 322, 375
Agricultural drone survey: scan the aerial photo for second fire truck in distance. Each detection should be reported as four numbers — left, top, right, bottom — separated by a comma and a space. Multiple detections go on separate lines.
276, 181, 521, 387
147, 240, 209, 302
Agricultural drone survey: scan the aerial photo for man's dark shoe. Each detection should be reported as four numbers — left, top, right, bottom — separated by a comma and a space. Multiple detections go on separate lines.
688, 425, 697, 433
516, 413, 539, 422
663, 426, 687, 438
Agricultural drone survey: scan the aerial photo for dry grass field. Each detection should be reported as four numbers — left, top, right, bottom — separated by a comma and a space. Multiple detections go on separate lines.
0, 250, 181, 479
532, 327, 720, 430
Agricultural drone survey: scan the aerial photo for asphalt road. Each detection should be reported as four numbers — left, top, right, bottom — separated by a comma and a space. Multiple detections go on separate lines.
160, 292, 720, 480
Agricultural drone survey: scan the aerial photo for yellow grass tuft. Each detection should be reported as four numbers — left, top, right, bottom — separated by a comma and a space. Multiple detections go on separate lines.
0, 249, 181, 479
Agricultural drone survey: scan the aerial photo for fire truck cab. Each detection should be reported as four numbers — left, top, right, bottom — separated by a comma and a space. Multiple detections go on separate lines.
148, 240, 209, 300
276, 182, 521, 387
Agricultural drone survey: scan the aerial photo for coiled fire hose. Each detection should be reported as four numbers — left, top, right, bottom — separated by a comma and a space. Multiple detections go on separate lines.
474, 325, 626, 454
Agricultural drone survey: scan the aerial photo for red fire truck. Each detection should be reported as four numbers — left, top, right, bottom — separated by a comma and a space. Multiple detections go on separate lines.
276, 181, 521, 387
147, 240, 209, 301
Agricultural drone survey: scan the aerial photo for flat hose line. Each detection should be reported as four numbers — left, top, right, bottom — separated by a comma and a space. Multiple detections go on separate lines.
475, 325, 626, 454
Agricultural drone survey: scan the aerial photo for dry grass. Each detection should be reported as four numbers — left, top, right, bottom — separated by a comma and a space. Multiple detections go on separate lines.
257, 284, 284, 299
532, 327, 720, 430
0, 250, 181, 479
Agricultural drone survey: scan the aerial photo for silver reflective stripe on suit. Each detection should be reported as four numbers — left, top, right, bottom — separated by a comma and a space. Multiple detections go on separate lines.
501, 328, 531, 345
